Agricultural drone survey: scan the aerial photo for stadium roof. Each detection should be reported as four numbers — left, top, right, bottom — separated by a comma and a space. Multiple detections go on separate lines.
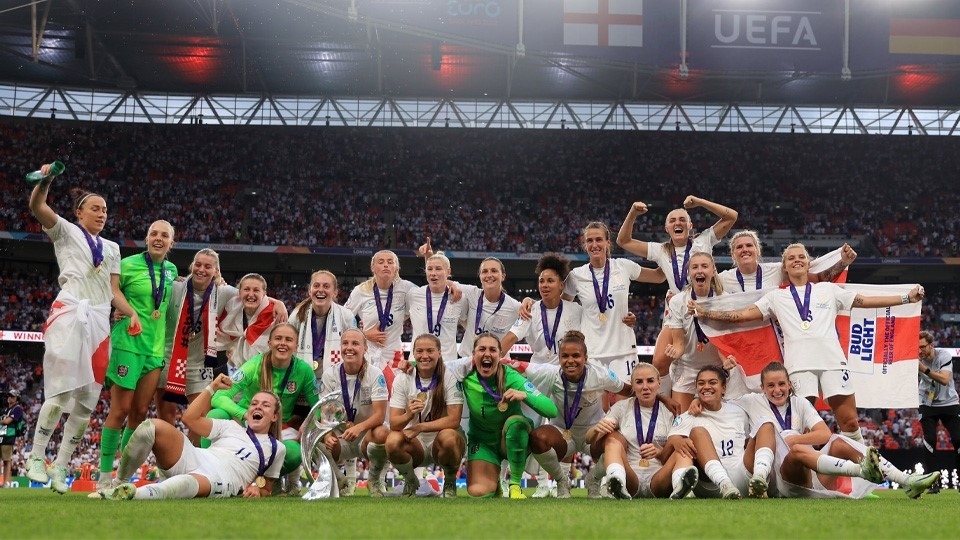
2, 0, 960, 107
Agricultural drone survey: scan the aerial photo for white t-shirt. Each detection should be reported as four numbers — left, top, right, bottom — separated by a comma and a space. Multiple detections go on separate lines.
507, 300, 583, 364
389, 369, 464, 445
407, 285, 467, 361
457, 285, 522, 357
45, 216, 121, 306
665, 289, 723, 372
645, 227, 719, 294
730, 393, 823, 434
753, 282, 857, 373
718, 262, 783, 293
524, 363, 624, 430
603, 399, 674, 468
320, 364, 389, 424
563, 258, 641, 360
205, 419, 286, 491
670, 402, 752, 470
345, 279, 415, 368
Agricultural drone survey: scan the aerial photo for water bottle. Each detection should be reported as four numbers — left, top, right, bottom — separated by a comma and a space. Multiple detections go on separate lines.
25, 161, 65, 186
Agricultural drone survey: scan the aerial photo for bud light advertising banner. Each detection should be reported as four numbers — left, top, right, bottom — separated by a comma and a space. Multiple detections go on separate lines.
686, 0, 843, 72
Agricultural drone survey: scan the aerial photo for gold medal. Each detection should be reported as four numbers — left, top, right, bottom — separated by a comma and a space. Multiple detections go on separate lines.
345, 421, 355, 429
94, 265, 101, 274
152, 309, 161, 320
599, 312, 607, 323
255, 476, 266, 488
562, 429, 572, 440
638, 459, 649, 468
800, 320, 811, 330
313, 361, 320, 371
497, 401, 508, 412
696, 343, 704, 352
416, 392, 428, 402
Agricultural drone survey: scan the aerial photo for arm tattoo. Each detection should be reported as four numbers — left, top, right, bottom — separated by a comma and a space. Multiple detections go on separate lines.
708, 310, 742, 322
852, 295, 865, 307
815, 260, 845, 283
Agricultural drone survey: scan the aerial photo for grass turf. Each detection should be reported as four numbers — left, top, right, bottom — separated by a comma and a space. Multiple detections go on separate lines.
0, 487, 956, 539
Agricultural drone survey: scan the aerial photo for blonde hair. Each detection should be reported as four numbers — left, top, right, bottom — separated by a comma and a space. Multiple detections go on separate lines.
360, 250, 401, 293
473, 333, 505, 398
728, 230, 763, 262
686, 252, 725, 296
427, 251, 452, 277
779, 243, 811, 283
258, 323, 299, 397
250, 391, 284, 439
293, 270, 339, 322
660, 208, 692, 258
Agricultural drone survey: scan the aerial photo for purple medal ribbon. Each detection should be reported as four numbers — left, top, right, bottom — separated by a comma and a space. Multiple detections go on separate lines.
590, 259, 611, 314
80, 227, 104, 270
735, 266, 762, 292
374, 284, 394, 331
633, 399, 660, 447
768, 400, 792, 431
540, 301, 564, 353
415, 369, 439, 421
561, 371, 586, 430
478, 375, 503, 403
690, 288, 714, 346
246, 427, 278, 480
670, 239, 694, 290
143, 252, 166, 314
789, 283, 813, 324
426, 288, 449, 337
186, 279, 214, 336
339, 364, 363, 422
311, 311, 327, 362
474, 290, 505, 335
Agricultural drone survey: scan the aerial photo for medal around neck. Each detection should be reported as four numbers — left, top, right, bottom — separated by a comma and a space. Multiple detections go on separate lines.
26, 161, 65, 186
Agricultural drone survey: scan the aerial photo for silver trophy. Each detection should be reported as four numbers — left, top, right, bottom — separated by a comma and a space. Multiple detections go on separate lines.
300, 391, 348, 500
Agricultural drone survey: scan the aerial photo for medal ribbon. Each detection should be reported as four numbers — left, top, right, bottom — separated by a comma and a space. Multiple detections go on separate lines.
415, 368, 439, 394
426, 288, 449, 336
735, 266, 762, 292
143, 252, 166, 314
311, 311, 327, 362
540, 301, 564, 353
590, 259, 611, 314
246, 427, 278, 479
690, 288, 714, 345
561, 371, 586, 430
670, 239, 694, 289
81, 227, 104, 269
789, 283, 813, 324
374, 284, 394, 331
339, 364, 363, 422
633, 399, 660, 447
768, 400, 792, 431
474, 290, 506, 335
186, 279, 214, 336
478, 375, 503, 403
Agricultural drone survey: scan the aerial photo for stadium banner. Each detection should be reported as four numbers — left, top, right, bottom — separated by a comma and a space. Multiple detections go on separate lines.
848, 0, 960, 71
685, 0, 843, 72
695, 283, 921, 409
522, 0, 680, 66
356, 0, 519, 46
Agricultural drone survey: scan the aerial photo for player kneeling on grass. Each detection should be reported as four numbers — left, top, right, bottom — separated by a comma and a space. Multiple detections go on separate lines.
102, 374, 285, 500
587, 362, 698, 500
386, 334, 465, 498
667, 365, 776, 499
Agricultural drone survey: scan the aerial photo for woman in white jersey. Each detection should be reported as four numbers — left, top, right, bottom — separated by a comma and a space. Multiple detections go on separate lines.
689, 243, 924, 445
503, 254, 583, 365
718, 230, 856, 293
663, 253, 731, 410
386, 333, 465, 498
25, 165, 122, 494
562, 222, 666, 383
616, 197, 738, 386
525, 331, 629, 498
216, 273, 288, 369
289, 270, 357, 378
319, 328, 390, 497
668, 366, 776, 499
588, 363, 698, 500
406, 252, 467, 361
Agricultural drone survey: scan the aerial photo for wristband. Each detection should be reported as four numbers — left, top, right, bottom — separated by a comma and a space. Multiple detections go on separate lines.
900, 293, 910, 305
203, 385, 215, 396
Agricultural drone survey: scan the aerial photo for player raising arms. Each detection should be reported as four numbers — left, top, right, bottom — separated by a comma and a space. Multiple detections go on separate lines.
25, 162, 122, 494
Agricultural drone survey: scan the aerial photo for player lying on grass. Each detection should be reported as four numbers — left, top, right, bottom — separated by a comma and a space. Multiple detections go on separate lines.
100, 373, 285, 500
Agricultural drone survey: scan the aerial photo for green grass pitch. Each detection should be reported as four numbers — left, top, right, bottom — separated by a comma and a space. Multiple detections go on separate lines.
0, 487, 956, 539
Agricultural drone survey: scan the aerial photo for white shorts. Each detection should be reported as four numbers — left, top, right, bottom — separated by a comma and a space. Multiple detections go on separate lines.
774, 432, 875, 499
627, 462, 661, 498
336, 430, 368, 461
594, 354, 640, 385
540, 424, 590, 461
790, 370, 854, 400
162, 437, 239, 498
158, 361, 214, 396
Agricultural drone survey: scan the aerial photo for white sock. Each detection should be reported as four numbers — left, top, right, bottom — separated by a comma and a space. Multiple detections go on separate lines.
394, 458, 416, 481
55, 410, 93, 469
366, 443, 387, 479
816, 454, 861, 476
533, 448, 563, 479
671, 467, 687, 491
606, 462, 627, 483
116, 420, 156, 481
345, 458, 357, 483
878, 455, 908, 484
135, 475, 199, 500
30, 401, 64, 461
704, 460, 731, 486
753, 447, 774, 479
841, 429, 864, 444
